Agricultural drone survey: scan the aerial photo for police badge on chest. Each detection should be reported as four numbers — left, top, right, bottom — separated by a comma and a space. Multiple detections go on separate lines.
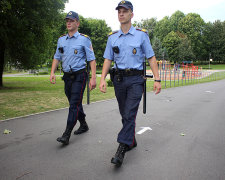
132, 48, 137, 55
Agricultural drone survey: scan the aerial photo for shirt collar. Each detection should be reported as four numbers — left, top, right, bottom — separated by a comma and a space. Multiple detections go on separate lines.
118, 25, 135, 37
66, 31, 80, 40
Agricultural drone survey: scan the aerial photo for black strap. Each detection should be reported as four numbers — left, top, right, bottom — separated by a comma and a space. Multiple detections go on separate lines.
63, 68, 86, 75
115, 69, 143, 76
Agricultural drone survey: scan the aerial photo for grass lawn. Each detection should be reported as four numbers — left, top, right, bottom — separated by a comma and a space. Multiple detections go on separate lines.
0, 76, 116, 120
199, 64, 225, 70
1, 67, 225, 120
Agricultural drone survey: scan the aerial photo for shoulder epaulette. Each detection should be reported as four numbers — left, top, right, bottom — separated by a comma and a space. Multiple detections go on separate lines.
136, 28, 148, 34
80, 33, 90, 40
108, 30, 119, 37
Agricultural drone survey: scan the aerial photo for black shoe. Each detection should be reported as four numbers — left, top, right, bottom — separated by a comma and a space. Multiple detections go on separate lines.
74, 123, 89, 135
111, 143, 128, 167
127, 138, 137, 151
57, 128, 72, 145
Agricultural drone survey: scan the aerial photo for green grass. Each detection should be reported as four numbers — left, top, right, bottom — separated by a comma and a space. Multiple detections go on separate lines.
1, 69, 225, 120
3, 70, 28, 74
0, 76, 115, 120
159, 70, 225, 89
199, 64, 225, 70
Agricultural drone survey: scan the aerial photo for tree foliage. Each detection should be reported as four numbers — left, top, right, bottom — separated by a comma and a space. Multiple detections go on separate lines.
154, 16, 172, 42
0, 0, 67, 86
134, 18, 157, 39
178, 35, 195, 62
178, 13, 205, 60
152, 37, 168, 60
170, 10, 185, 32
206, 21, 225, 63
135, 11, 225, 64
162, 31, 181, 62
1, 2, 225, 87
79, 17, 111, 66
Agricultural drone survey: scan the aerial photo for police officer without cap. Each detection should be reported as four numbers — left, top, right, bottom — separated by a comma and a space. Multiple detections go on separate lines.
99, 1, 161, 166
50, 11, 96, 145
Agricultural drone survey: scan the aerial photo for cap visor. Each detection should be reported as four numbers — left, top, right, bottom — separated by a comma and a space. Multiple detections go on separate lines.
116, 5, 130, 10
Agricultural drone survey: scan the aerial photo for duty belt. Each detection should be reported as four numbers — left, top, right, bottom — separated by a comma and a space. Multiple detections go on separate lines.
63, 68, 86, 76
115, 69, 143, 76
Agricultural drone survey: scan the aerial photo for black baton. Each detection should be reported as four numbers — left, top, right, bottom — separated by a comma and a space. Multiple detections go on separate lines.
143, 60, 153, 114
87, 61, 90, 105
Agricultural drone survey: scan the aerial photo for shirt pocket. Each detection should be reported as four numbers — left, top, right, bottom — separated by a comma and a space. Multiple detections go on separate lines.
128, 44, 142, 56
71, 45, 84, 58
128, 44, 144, 63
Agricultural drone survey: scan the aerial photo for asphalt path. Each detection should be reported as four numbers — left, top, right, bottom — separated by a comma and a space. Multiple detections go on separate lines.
0, 79, 225, 180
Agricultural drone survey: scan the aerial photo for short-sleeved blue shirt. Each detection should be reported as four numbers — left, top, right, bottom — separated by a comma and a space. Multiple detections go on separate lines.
103, 26, 155, 70
54, 31, 95, 72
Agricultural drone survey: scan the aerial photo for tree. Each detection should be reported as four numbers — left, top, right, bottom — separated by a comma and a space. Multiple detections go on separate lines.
152, 37, 162, 60
209, 20, 225, 63
46, 12, 67, 67
133, 18, 157, 39
178, 36, 195, 62
0, 0, 67, 87
134, 11, 224, 64
152, 37, 169, 60
200, 22, 218, 62
80, 18, 111, 67
162, 31, 181, 62
154, 16, 172, 42
178, 13, 206, 60
170, 10, 185, 32
162, 31, 195, 62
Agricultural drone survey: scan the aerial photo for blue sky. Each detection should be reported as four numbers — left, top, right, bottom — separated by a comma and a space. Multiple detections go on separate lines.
64, 0, 225, 30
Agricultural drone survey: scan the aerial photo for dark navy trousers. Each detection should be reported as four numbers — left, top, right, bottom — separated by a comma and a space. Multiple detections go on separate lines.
113, 75, 144, 146
63, 72, 87, 129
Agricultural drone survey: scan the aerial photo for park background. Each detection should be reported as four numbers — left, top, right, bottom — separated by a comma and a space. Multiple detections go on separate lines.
0, 0, 225, 120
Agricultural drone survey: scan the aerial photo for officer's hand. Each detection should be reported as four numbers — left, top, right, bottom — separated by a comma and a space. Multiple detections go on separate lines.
153, 82, 161, 95
99, 79, 107, 93
89, 77, 96, 91
50, 74, 56, 84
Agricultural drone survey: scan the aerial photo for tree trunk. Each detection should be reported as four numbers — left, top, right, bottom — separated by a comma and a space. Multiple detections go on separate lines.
0, 39, 5, 87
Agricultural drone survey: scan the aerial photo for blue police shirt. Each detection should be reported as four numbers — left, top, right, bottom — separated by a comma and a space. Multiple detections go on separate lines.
54, 31, 95, 72
103, 26, 155, 70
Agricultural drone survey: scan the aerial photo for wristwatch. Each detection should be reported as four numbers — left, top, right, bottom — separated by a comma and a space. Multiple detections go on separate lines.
154, 79, 161, 82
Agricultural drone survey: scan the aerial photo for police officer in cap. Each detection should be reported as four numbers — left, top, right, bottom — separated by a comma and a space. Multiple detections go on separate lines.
99, 1, 161, 166
50, 11, 96, 145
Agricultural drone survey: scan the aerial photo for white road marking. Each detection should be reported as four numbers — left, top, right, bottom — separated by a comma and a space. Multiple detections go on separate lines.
205, 90, 215, 93
136, 127, 152, 135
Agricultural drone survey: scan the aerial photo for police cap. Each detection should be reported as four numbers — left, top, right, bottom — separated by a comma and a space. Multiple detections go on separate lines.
116, 1, 133, 12
65, 11, 79, 21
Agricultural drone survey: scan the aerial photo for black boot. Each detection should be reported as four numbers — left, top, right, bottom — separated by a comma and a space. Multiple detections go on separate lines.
74, 120, 89, 135
57, 127, 72, 145
111, 143, 128, 167
127, 137, 137, 151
